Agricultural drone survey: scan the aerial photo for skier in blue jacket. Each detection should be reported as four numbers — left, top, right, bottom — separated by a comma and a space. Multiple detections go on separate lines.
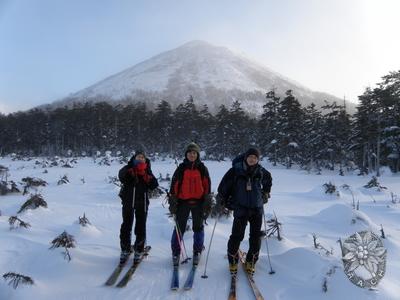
217, 147, 272, 275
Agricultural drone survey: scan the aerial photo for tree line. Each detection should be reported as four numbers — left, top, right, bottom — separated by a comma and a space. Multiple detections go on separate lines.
1, 70, 399, 174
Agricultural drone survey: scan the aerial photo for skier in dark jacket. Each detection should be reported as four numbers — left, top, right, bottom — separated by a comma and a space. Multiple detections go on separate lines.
217, 147, 272, 275
168, 142, 211, 266
118, 150, 158, 263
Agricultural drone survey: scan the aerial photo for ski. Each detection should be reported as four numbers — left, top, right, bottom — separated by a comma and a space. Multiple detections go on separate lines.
228, 273, 237, 300
115, 245, 151, 288
104, 245, 136, 286
238, 250, 264, 300
170, 265, 179, 290
183, 253, 201, 290
183, 264, 197, 290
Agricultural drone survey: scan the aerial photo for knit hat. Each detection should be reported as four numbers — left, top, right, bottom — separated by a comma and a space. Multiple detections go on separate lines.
185, 142, 201, 156
245, 147, 261, 159
134, 150, 146, 158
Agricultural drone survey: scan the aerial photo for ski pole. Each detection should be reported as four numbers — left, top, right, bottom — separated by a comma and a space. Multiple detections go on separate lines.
201, 214, 220, 278
262, 207, 275, 274
173, 215, 191, 263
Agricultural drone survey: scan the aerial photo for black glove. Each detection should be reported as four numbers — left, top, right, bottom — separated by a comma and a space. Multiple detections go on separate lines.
168, 194, 178, 215
202, 194, 213, 220
216, 193, 225, 207
262, 192, 270, 204
213, 193, 229, 216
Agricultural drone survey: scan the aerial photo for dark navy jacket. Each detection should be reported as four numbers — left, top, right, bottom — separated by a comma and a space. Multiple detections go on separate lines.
217, 154, 272, 214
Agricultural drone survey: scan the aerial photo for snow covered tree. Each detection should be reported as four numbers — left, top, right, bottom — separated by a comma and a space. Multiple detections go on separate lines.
299, 103, 324, 172
211, 104, 231, 159
49, 231, 76, 261
276, 90, 304, 168
320, 101, 351, 172
149, 100, 174, 153
259, 89, 281, 165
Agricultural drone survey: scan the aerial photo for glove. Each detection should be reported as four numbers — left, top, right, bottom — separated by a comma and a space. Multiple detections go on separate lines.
142, 173, 153, 184
214, 193, 229, 216
262, 192, 270, 204
127, 168, 136, 177
168, 194, 178, 215
216, 193, 226, 208
134, 162, 147, 176
202, 194, 213, 220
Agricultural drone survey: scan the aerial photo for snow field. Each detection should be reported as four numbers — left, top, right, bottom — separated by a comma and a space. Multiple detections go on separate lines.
0, 157, 399, 299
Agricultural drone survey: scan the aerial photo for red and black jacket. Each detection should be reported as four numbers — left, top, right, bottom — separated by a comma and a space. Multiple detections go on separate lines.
118, 158, 159, 204
170, 159, 210, 201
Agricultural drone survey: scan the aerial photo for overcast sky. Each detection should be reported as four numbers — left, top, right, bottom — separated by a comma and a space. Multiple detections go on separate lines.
1, 0, 400, 113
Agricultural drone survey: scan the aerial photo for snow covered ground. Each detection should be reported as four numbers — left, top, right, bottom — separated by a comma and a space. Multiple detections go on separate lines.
0, 156, 399, 300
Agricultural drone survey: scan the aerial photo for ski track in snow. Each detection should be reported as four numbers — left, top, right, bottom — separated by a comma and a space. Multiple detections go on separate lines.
0, 157, 399, 300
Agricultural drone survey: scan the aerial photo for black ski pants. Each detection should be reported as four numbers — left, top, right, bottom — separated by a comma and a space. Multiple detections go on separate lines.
227, 208, 262, 264
171, 200, 205, 256
119, 193, 148, 253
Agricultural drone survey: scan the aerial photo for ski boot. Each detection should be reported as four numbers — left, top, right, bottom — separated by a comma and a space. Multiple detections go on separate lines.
172, 254, 180, 267
119, 250, 130, 264
229, 263, 238, 275
245, 261, 256, 275
193, 251, 201, 266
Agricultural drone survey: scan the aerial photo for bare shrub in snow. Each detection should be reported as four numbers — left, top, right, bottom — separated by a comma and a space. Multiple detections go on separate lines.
380, 224, 386, 239
157, 173, 171, 182
363, 176, 387, 191
61, 161, 74, 168
18, 194, 47, 213
21, 177, 47, 195
3, 272, 34, 289
312, 233, 333, 256
78, 213, 91, 226
57, 174, 70, 185
390, 192, 398, 204
49, 231, 76, 261
0, 180, 19, 195
107, 175, 120, 187
0, 164, 9, 181
266, 214, 283, 240
341, 184, 356, 208
323, 182, 338, 195
98, 156, 112, 166
9, 216, 31, 229
148, 186, 163, 199
210, 194, 231, 219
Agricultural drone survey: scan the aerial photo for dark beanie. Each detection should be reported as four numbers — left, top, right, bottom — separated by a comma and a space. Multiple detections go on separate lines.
245, 147, 261, 159
185, 142, 201, 156
134, 150, 146, 158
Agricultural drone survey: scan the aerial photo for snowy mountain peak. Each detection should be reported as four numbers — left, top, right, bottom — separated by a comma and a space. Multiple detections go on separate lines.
57, 40, 347, 113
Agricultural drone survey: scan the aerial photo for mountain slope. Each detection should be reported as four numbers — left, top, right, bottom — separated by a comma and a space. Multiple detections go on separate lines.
56, 40, 351, 113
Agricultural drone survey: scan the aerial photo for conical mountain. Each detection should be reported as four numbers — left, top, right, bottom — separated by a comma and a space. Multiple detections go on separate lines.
57, 40, 347, 113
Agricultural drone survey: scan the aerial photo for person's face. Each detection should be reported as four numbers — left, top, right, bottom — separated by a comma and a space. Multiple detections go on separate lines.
186, 150, 198, 162
246, 154, 258, 166
135, 154, 146, 163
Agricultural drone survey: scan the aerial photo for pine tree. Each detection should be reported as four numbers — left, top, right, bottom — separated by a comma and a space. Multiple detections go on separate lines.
150, 100, 174, 153
377, 71, 400, 172
321, 101, 351, 172
276, 90, 303, 168
212, 104, 230, 159
228, 100, 251, 156
300, 103, 324, 172
259, 89, 281, 165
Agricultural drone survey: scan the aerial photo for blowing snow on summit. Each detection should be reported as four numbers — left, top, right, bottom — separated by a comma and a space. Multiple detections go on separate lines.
57, 41, 344, 114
